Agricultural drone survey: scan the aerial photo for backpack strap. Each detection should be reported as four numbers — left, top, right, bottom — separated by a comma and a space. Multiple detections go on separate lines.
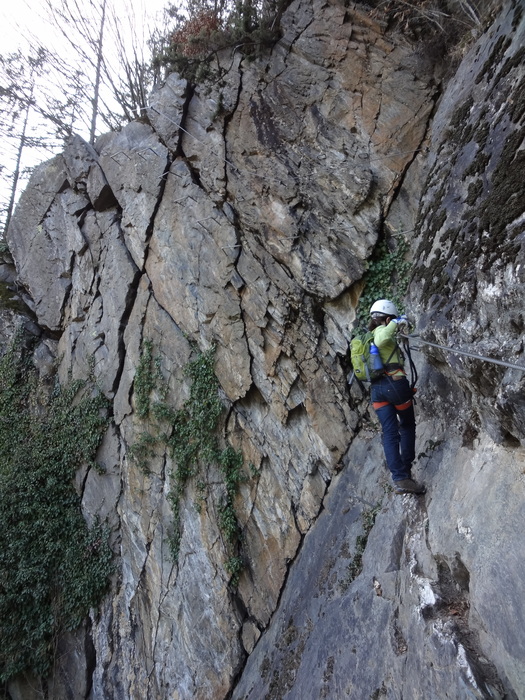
370, 342, 399, 382
384, 342, 399, 367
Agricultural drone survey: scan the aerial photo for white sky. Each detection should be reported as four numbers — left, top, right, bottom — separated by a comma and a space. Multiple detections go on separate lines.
0, 0, 174, 227
1, 0, 173, 142
1, 0, 170, 53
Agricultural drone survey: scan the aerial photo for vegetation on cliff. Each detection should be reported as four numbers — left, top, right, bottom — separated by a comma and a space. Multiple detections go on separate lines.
154, 0, 292, 83
355, 236, 411, 328
131, 341, 245, 585
0, 336, 112, 683
154, 0, 487, 86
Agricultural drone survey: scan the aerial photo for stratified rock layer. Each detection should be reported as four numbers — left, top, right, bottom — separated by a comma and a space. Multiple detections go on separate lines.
4, 0, 525, 698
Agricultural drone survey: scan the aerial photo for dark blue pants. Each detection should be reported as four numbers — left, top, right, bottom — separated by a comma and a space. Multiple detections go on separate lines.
371, 376, 416, 482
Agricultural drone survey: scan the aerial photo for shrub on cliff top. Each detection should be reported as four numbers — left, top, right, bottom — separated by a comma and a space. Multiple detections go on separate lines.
154, 0, 291, 83
362, 0, 482, 34
353, 0, 487, 66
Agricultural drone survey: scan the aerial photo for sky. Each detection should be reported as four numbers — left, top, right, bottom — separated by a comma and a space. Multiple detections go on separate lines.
1, 0, 170, 53
0, 0, 174, 230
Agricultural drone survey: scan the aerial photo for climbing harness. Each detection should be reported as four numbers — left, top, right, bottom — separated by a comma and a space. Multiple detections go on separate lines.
372, 398, 413, 411
400, 333, 525, 374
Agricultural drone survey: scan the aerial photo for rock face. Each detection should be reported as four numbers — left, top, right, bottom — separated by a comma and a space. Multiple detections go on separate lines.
3, 0, 525, 698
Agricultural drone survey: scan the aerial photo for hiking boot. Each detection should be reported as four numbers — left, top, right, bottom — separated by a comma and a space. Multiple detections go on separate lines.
393, 478, 426, 495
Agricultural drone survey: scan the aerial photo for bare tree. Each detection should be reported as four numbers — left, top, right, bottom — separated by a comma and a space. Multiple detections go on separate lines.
0, 48, 73, 235
38, 0, 164, 138
0, 0, 169, 231
90, 0, 107, 144
3, 88, 32, 234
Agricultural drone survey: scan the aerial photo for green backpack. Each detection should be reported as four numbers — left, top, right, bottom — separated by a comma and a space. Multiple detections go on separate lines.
350, 331, 383, 383
350, 332, 402, 385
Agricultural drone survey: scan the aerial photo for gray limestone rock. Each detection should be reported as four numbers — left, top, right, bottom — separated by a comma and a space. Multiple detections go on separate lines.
2, 0, 524, 698
147, 71, 188, 153
409, 0, 525, 448
233, 419, 522, 700
97, 122, 169, 269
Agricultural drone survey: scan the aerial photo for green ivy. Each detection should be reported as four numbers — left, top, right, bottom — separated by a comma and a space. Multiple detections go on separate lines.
132, 342, 245, 585
0, 335, 112, 684
355, 236, 412, 330
224, 555, 244, 587
134, 339, 164, 419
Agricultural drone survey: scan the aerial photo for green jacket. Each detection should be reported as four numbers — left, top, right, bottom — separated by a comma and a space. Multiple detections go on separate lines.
372, 321, 404, 375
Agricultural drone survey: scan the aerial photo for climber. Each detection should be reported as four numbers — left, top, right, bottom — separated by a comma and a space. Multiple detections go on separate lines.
368, 299, 426, 495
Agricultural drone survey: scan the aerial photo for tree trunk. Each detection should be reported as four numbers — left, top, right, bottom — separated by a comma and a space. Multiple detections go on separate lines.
89, 0, 107, 144
4, 91, 32, 235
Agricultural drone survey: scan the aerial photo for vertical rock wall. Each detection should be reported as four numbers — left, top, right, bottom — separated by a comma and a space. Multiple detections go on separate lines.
233, 2, 525, 698
4, 0, 525, 698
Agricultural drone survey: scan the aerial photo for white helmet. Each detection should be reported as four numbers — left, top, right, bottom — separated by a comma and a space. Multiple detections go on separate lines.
370, 299, 399, 317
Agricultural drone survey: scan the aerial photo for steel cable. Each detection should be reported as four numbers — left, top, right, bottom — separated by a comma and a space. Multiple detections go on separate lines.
401, 333, 525, 373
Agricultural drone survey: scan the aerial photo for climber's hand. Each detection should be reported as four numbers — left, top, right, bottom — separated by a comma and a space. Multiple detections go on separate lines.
393, 315, 410, 332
